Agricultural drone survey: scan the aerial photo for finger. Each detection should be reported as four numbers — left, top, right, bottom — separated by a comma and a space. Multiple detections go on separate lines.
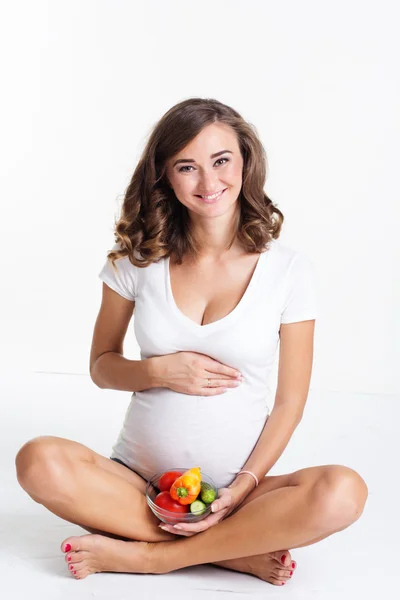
170, 520, 210, 533
203, 379, 242, 389
211, 490, 233, 512
211, 498, 230, 512
206, 366, 242, 379
159, 525, 196, 537
198, 386, 231, 396
179, 507, 229, 533
172, 510, 224, 533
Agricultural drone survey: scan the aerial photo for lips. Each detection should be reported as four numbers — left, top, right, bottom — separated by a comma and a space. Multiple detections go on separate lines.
195, 188, 227, 203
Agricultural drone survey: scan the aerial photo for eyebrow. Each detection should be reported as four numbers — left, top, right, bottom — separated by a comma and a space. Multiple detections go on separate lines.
172, 149, 233, 168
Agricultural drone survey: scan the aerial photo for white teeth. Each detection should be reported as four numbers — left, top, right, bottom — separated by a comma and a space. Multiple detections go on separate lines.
200, 190, 224, 200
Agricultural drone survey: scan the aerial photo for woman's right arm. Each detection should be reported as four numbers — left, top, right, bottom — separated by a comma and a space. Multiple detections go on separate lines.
90, 282, 163, 392
91, 352, 164, 392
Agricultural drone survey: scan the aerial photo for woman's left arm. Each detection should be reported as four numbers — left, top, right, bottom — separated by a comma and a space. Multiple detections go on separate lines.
161, 320, 316, 535
229, 319, 316, 496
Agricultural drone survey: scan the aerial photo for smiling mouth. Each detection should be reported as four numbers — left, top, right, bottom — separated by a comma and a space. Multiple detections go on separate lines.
195, 188, 227, 202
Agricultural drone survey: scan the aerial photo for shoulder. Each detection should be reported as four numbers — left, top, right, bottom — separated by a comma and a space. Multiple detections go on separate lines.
266, 239, 315, 274
99, 242, 162, 302
274, 241, 319, 323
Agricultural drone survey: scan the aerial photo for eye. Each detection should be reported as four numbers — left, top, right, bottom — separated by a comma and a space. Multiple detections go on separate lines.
178, 157, 229, 173
215, 157, 229, 167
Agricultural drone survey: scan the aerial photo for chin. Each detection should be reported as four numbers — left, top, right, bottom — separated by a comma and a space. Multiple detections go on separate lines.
203, 201, 238, 218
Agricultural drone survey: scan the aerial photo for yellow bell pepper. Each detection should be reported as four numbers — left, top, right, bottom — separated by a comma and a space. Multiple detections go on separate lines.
170, 466, 202, 505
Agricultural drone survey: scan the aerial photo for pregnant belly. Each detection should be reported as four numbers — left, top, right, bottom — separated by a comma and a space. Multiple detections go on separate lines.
111, 387, 269, 489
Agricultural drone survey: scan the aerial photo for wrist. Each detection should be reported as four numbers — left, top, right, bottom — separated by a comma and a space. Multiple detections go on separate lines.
229, 473, 257, 495
147, 356, 167, 388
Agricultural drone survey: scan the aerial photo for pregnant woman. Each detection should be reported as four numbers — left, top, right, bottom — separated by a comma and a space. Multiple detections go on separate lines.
15, 97, 368, 585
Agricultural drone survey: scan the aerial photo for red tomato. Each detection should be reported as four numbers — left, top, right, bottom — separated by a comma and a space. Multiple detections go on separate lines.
154, 491, 189, 514
158, 470, 184, 492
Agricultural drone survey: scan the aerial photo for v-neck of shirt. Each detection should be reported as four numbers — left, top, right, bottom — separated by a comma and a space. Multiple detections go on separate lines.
164, 250, 268, 334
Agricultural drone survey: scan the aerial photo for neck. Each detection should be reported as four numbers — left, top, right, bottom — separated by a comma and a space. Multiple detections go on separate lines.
188, 205, 241, 261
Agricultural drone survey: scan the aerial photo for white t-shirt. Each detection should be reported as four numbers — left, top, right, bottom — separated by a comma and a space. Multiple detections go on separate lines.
98, 239, 318, 489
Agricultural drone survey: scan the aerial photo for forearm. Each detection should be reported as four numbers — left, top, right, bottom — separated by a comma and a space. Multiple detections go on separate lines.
90, 352, 164, 392
230, 404, 303, 494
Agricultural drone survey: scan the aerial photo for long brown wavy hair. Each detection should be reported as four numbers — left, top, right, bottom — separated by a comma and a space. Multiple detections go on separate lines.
106, 97, 284, 270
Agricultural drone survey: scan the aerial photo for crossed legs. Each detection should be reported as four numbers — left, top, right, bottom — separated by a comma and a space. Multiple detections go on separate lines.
15, 435, 368, 582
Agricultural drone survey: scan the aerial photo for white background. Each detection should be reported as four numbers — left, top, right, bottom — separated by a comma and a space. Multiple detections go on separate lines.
1, 3, 399, 598
1, 0, 399, 394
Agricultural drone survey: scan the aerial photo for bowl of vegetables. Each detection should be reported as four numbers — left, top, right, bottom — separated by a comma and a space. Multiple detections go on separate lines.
146, 466, 218, 525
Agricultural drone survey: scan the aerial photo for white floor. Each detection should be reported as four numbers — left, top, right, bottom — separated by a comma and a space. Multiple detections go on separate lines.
1, 371, 396, 599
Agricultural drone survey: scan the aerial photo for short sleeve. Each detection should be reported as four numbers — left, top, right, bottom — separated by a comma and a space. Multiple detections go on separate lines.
98, 243, 137, 301
280, 253, 319, 324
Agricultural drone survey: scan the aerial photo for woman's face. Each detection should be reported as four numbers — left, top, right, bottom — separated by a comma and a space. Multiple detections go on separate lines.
165, 122, 244, 218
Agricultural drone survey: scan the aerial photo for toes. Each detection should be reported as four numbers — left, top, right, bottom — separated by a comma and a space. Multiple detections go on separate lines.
272, 551, 292, 566
75, 570, 92, 580
71, 560, 90, 580
68, 563, 82, 578
61, 533, 98, 554
73, 560, 86, 574
61, 535, 100, 581
61, 537, 81, 554
65, 550, 88, 564
268, 576, 288, 586
275, 567, 292, 579
274, 551, 297, 573
268, 567, 293, 586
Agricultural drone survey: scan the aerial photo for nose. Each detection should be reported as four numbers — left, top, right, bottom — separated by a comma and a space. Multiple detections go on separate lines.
198, 171, 222, 195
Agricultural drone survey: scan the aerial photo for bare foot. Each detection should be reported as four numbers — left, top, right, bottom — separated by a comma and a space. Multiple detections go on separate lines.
212, 550, 296, 586
61, 534, 154, 580
61, 534, 296, 585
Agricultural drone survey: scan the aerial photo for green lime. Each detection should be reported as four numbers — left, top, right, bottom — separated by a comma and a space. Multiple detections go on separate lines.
190, 500, 207, 515
200, 482, 217, 504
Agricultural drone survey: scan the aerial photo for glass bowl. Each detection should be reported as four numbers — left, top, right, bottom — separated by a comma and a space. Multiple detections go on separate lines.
145, 467, 218, 525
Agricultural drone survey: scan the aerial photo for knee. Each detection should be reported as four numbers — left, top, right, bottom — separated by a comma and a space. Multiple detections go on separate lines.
15, 435, 64, 489
311, 465, 369, 530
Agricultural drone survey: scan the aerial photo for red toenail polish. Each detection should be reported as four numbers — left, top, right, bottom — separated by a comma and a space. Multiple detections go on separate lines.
281, 554, 286, 564
67, 556, 71, 562
73, 570, 76, 575
290, 571, 293, 576
69, 565, 73, 570
64, 544, 72, 552
292, 562, 295, 569
281, 581, 285, 585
